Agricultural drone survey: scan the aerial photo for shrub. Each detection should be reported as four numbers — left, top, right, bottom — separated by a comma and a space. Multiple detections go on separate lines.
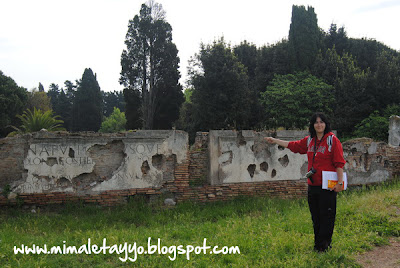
99, 107, 127, 133
10, 108, 65, 135
353, 104, 400, 141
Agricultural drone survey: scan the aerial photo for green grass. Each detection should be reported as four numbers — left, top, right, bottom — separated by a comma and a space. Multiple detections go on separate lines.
0, 181, 399, 268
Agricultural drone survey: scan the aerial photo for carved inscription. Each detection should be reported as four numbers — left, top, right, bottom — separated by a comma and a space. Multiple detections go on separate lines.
127, 143, 161, 154
16, 143, 97, 193
25, 144, 93, 167
125, 143, 162, 163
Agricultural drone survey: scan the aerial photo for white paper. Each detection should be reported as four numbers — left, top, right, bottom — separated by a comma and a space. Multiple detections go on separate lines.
322, 171, 347, 190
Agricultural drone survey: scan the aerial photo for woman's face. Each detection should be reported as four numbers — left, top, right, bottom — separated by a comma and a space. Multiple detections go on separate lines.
314, 117, 326, 135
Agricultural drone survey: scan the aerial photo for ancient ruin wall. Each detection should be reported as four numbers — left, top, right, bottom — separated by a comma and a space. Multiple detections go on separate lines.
0, 130, 187, 198
0, 130, 398, 206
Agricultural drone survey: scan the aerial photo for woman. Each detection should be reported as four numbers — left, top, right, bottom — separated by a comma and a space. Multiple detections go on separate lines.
265, 112, 345, 252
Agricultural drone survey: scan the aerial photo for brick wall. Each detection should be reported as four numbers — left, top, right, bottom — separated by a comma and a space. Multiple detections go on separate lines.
0, 131, 398, 207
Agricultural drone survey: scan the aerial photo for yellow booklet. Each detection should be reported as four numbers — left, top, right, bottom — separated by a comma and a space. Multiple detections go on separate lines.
322, 171, 347, 190
328, 180, 343, 189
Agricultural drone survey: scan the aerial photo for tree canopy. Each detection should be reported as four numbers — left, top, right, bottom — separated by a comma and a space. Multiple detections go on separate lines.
99, 107, 127, 133
0, 71, 28, 137
187, 39, 251, 132
289, 5, 320, 71
71, 68, 103, 132
3, 3, 399, 143
120, 0, 183, 130
260, 72, 334, 129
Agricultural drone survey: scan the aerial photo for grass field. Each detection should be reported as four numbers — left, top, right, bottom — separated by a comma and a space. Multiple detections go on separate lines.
0, 180, 399, 267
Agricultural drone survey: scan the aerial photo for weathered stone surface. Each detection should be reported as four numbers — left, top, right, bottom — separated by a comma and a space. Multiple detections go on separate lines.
342, 138, 390, 184
92, 131, 187, 191
0, 128, 398, 207
164, 198, 176, 206
389, 115, 400, 147
209, 130, 307, 185
1, 131, 188, 195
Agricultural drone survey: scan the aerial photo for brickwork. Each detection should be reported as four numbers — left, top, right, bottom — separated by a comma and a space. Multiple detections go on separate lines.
0, 131, 398, 207
0, 136, 27, 186
386, 145, 400, 177
188, 132, 209, 186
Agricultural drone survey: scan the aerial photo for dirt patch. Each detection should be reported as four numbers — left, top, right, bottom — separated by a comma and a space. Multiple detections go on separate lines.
356, 237, 400, 268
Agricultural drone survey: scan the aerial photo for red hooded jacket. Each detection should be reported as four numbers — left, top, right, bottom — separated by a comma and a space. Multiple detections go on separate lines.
287, 132, 346, 186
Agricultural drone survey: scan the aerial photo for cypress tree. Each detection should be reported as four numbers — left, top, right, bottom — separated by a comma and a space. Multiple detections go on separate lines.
71, 68, 103, 131
288, 5, 321, 71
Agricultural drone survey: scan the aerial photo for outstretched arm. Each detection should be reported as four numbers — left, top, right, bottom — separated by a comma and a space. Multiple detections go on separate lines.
264, 137, 289, 148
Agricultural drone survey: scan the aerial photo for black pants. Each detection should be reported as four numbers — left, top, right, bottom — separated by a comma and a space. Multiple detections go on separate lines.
308, 185, 337, 251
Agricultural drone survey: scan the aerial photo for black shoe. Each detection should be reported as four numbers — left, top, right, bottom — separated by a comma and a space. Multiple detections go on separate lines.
318, 244, 332, 252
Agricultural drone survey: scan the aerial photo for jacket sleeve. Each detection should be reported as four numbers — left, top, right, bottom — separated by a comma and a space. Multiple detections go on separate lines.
332, 136, 346, 169
287, 136, 309, 154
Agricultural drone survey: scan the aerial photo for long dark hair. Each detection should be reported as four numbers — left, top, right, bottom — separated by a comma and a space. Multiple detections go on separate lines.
308, 112, 331, 138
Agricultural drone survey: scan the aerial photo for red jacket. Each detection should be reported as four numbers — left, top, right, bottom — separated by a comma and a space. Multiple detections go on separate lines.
287, 132, 345, 186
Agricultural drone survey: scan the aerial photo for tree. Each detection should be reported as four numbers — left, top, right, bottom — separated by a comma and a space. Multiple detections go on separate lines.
324, 24, 348, 55
346, 38, 396, 72
175, 99, 195, 142
234, 41, 258, 86
64, 80, 77, 100
56, 89, 73, 130
99, 107, 127, 133
312, 47, 343, 86
288, 5, 321, 71
312, 48, 373, 135
47, 83, 61, 110
183, 88, 193, 103
372, 51, 400, 108
176, 88, 196, 142
256, 40, 291, 91
353, 105, 400, 141
260, 72, 334, 129
233, 41, 265, 128
333, 53, 371, 135
102, 90, 125, 117
120, 0, 183, 130
10, 108, 65, 134
38, 82, 45, 92
26, 89, 51, 112
188, 38, 251, 131
0, 71, 28, 137
47, 82, 74, 131
123, 88, 142, 130
71, 68, 103, 131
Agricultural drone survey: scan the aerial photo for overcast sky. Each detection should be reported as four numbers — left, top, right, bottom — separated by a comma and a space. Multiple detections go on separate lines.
1, 0, 400, 92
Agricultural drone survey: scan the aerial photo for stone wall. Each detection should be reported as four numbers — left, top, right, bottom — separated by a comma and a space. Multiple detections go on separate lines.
0, 130, 398, 206
343, 138, 393, 185
389, 115, 400, 147
208, 130, 308, 185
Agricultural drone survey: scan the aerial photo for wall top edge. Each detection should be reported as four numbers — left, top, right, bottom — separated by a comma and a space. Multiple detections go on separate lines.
1, 130, 188, 140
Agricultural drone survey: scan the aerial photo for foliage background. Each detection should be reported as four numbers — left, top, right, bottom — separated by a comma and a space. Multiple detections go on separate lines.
1, 3, 400, 142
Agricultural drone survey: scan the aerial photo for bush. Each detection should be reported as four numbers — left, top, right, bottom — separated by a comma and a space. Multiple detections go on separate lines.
260, 72, 334, 129
99, 107, 127, 133
353, 104, 400, 141
10, 108, 65, 135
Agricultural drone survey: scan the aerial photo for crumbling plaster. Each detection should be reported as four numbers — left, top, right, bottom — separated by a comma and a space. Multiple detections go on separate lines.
0, 128, 397, 199
8, 130, 188, 194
